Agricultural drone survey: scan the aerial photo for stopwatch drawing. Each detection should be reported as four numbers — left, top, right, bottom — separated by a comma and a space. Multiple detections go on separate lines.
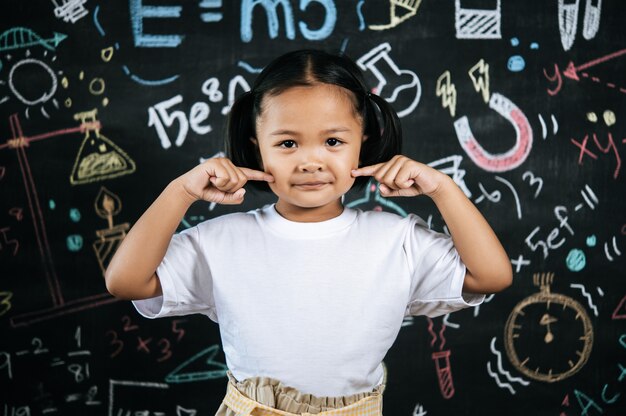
504, 273, 593, 383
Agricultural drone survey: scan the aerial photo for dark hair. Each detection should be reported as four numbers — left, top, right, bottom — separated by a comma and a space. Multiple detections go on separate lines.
226, 48, 402, 191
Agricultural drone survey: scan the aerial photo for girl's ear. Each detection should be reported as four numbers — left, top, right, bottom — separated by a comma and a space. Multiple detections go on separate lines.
250, 137, 258, 146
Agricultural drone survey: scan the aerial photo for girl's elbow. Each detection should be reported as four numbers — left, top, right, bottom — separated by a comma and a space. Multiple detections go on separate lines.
498, 262, 514, 291
489, 262, 513, 293
465, 263, 513, 294
104, 268, 126, 299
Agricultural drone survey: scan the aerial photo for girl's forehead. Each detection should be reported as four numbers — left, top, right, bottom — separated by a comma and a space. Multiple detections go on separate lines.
257, 84, 361, 121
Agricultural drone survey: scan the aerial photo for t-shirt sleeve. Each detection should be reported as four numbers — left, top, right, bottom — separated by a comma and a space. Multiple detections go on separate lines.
403, 214, 485, 318
132, 225, 218, 323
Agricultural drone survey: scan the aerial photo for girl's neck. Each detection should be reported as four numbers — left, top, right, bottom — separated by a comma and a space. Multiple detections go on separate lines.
274, 199, 344, 222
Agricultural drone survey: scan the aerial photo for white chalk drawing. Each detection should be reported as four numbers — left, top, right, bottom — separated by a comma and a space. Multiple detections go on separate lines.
558, 0, 602, 51
52, 0, 89, 24
4, 58, 60, 119
455, 0, 501, 39
486, 337, 529, 395
356, 42, 421, 118
427, 155, 472, 198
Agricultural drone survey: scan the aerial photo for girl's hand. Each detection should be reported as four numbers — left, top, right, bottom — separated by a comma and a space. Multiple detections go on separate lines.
176, 157, 274, 205
351, 155, 446, 198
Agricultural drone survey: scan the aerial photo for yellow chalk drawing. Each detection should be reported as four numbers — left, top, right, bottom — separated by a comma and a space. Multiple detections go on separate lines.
70, 109, 136, 185
101, 46, 114, 62
92, 187, 129, 277
436, 71, 457, 117
504, 272, 593, 383
468, 58, 490, 103
369, 0, 422, 31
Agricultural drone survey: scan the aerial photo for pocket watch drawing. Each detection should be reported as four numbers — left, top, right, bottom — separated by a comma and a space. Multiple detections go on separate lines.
504, 272, 594, 382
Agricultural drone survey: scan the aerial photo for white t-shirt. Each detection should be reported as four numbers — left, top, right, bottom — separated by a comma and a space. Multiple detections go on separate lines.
133, 204, 484, 397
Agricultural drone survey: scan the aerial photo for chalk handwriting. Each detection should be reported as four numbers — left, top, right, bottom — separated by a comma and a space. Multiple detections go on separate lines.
240, 0, 337, 42
148, 76, 250, 148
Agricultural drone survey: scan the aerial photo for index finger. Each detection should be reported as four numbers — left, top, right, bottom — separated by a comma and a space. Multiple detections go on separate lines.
240, 167, 275, 183
351, 163, 385, 177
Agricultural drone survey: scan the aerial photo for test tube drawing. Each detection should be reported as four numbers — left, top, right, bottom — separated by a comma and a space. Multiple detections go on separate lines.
356, 42, 421, 118
455, 0, 501, 40
558, 0, 602, 51
431, 350, 455, 399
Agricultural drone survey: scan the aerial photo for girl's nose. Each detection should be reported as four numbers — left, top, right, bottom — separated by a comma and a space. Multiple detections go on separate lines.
298, 151, 324, 172
298, 160, 324, 172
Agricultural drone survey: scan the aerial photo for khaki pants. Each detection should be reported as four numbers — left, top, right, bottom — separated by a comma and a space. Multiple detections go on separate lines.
215, 364, 387, 416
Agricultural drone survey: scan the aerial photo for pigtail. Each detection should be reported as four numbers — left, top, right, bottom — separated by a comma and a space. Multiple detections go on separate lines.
226, 91, 270, 192
362, 92, 402, 165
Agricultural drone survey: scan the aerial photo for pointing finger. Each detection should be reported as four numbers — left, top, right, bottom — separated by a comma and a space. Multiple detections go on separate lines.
241, 168, 275, 183
351, 163, 384, 177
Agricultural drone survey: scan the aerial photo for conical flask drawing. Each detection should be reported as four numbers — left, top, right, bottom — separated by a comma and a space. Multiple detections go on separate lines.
356, 43, 421, 118
70, 109, 136, 185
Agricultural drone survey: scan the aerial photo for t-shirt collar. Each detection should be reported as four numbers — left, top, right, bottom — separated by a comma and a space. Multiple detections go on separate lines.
259, 203, 357, 238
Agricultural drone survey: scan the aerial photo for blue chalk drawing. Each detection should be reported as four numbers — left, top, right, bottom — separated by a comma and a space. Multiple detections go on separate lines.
566, 248, 586, 272
0, 27, 67, 52
199, 0, 224, 22
299, 0, 336, 40
165, 345, 229, 383
240, 0, 335, 42
340, 38, 349, 53
507, 37, 538, 73
347, 179, 408, 217
130, 0, 184, 47
237, 60, 263, 74
122, 65, 180, 86
93, 5, 105, 36
586, 235, 597, 247
67, 234, 83, 252
356, 0, 366, 31
507, 55, 525, 72
69, 208, 81, 223
49, 199, 56, 210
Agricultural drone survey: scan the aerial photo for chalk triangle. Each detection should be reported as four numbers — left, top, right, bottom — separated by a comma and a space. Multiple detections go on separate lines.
561, 393, 570, 406
611, 296, 626, 319
563, 61, 579, 81
70, 130, 135, 185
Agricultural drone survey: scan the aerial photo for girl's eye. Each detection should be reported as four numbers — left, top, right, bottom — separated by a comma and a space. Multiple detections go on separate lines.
326, 138, 342, 147
279, 140, 296, 148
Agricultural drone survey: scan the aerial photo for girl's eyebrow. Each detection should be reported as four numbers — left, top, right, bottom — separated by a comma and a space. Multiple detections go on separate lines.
270, 127, 352, 136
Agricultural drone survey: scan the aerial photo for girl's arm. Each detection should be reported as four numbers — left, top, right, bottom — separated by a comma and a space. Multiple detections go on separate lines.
352, 155, 512, 294
104, 158, 273, 300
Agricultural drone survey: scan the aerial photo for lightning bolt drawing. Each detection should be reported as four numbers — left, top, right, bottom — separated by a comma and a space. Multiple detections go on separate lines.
436, 70, 457, 117
468, 58, 490, 103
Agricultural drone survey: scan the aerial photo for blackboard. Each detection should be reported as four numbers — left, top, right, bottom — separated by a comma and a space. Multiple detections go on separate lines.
1, 1, 625, 415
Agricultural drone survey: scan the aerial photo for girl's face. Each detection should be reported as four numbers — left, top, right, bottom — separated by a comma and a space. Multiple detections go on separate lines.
254, 84, 366, 222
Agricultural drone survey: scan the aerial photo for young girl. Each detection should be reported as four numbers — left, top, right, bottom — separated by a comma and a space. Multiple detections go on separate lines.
105, 49, 512, 416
